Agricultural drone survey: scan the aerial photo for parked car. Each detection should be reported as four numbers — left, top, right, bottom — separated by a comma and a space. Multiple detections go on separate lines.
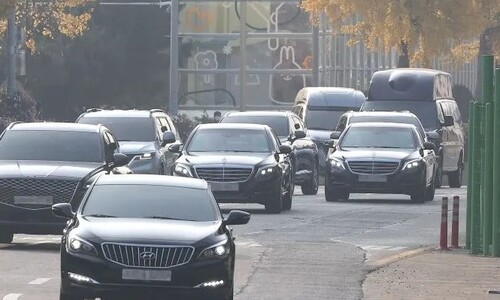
220, 111, 319, 195
324, 123, 436, 203
77, 109, 182, 175
361, 68, 465, 188
291, 87, 365, 171
0, 122, 131, 243
171, 124, 294, 213
53, 174, 250, 300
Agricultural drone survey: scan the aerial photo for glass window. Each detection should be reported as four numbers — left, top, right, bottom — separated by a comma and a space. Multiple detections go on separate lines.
82, 185, 218, 222
336, 115, 348, 131
220, 115, 289, 137
0, 131, 103, 162
340, 127, 417, 149
187, 128, 271, 153
305, 109, 346, 131
349, 115, 426, 140
78, 117, 155, 142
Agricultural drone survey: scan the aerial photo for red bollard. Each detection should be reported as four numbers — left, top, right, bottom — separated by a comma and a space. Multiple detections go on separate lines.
451, 196, 460, 248
440, 197, 449, 250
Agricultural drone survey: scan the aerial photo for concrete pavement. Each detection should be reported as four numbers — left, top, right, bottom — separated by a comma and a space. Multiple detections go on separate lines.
363, 248, 500, 300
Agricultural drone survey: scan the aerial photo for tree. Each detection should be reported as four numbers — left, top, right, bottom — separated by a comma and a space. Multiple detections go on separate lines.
301, 0, 500, 67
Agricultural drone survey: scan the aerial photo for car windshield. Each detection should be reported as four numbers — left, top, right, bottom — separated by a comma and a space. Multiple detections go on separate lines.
82, 185, 218, 222
306, 110, 346, 131
340, 126, 417, 149
187, 128, 271, 153
349, 115, 425, 139
78, 117, 155, 142
221, 115, 289, 137
0, 130, 103, 162
361, 101, 439, 131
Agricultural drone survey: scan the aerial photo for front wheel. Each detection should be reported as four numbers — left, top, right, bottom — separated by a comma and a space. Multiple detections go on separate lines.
0, 231, 13, 244
59, 287, 83, 300
325, 184, 349, 202
301, 160, 319, 195
411, 184, 426, 204
425, 179, 436, 202
448, 160, 463, 188
282, 172, 294, 211
435, 161, 443, 188
265, 185, 283, 214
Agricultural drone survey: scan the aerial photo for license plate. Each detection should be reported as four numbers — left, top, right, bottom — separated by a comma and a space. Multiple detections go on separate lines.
14, 196, 53, 205
122, 269, 172, 282
358, 175, 387, 183
210, 182, 239, 192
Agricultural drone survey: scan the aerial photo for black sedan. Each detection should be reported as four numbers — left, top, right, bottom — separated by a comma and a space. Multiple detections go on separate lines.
170, 123, 293, 213
52, 175, 250, 300
220, 111, 319, 195
325, 123, 436, 203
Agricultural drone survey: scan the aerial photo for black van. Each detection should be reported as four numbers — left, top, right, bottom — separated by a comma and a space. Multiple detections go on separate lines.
361, 68, 465, 188
291, 87, 365, 171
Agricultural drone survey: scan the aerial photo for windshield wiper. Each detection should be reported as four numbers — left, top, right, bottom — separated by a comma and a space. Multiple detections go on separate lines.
84, 214, 117, 218
143, 216, 195, 221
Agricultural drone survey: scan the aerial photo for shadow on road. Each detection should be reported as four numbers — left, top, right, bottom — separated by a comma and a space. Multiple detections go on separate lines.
0, 242, 60, 252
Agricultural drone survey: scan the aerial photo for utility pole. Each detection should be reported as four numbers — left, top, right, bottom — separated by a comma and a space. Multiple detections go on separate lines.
169, 0, 179, 115
7, 8, 18, 100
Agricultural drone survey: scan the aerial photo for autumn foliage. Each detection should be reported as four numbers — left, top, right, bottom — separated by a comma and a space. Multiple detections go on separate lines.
301, 0, 500, 65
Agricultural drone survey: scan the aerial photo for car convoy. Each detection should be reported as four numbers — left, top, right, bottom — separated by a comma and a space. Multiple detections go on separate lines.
0, 68, 466, 299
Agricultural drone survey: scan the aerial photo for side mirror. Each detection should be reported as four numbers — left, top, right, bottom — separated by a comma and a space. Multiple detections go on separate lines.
52, 203, 75, 219
423, 142, 436, 151
224, 210, 251, 225
161, 131, 176, 147
330, 131, 341, 140
443, 116, 454, 127
168, 143, 182, 153
279, 145, 293, 154
292, 130, 306, 141
426, 131, 440, 140
113, 153, 129, 167
324, 139, 335, 148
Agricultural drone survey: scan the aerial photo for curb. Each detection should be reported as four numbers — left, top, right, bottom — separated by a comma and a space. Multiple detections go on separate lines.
368, 246, 436, 270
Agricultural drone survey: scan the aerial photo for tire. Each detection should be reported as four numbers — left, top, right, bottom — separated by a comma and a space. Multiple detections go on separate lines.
411, 184, 426, 204
0, 231, 13, 244
425, 179, 436, 202
265, 185, 283, 214
448, 158, 463, 188
325, 184, 349, 202
435, 159, 443, 188
59, 289, 83, 300
301, 160, 319, 195
282, 172, 294, 211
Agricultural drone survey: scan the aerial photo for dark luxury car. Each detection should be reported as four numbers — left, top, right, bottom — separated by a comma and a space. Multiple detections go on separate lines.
53, 175, 250, 300
0, 122, 131, 243
77, 109, 183, 175
171, 124, 293, 213
325, 123, 436, 203
220, 111, 319, 195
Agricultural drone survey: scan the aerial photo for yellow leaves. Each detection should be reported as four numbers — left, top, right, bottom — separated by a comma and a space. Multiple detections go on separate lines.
451, 41, 480, 62
55, 10, 93, 38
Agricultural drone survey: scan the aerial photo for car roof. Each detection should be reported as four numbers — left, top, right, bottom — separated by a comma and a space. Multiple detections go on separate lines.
80, 110, 163, 118
348, 122, 417, 129
95, 174, 209, 190
345, 111, 418, 118
224, 111, 290, 118
10, 122, 101, 133
197, 123, 269, 130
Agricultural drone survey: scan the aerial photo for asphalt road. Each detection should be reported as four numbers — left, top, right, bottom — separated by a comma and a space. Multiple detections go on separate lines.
0, 186, 467, 300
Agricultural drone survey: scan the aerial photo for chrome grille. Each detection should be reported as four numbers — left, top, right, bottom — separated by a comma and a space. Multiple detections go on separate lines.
0, 178, 79, 207
195, 167, 253, 182
347, 161, 400, 175
102, 243, 194, 268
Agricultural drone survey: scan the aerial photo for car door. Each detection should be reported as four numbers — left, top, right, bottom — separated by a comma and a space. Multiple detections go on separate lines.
450, 101, 465, 165
291, 115, 316, 175
438, 101, 458, 171
414, 129, 434, 185
157, 116, 178, 172
104, 131, 131, 174
269, 129, 292, 187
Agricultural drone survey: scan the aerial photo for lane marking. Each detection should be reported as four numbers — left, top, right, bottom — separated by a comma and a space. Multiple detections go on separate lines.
3, 294, 22, 300
29, 278, 52, 285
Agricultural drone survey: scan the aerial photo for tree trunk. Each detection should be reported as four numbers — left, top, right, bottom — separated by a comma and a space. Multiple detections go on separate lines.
7, 8, 17, 100
397, 41, 410, 68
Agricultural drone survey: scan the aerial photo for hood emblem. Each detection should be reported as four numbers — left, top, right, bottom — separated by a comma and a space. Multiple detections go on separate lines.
140, 251, 156, 260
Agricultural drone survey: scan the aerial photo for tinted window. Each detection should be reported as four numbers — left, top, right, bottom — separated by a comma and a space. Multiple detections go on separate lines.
306, 109, 345, 131
341, 127, 417, 149
188, 128, 271, 153
361, 101, 439, 131
221, 115, 289, 137
82, 185, 217, 222
349, 115, 425, 139
78, 117, 155, 142
0, 130, 103, 162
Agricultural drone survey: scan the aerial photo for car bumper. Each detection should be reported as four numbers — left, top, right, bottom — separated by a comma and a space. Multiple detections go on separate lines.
209, 174, 281, 205
0, 203, 65, 234
327, 166, 426, 195
61, 251, 232, 299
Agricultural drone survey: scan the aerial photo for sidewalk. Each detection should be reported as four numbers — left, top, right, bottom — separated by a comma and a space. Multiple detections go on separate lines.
363, 248, 500, 300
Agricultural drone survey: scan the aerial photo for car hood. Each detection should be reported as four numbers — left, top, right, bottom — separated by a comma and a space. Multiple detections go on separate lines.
77, 218, 222, 245
0, 160, 103, 180
308, 129, 333, 142
333, 148, 417, 161
119, 142, 156, 155
179, 152, 274, 167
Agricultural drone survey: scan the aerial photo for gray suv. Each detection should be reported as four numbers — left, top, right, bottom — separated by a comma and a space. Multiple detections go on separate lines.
77, 109, 182, 174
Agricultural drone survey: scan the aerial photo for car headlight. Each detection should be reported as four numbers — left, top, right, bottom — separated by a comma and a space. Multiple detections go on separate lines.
403, 159, 422, 170
329, 158, 345, 170
174, 164, 193, 177
66, 233, 97, 256
256, 165, 277, 177
139, 152, 155, 160
199, 240, 231, 260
